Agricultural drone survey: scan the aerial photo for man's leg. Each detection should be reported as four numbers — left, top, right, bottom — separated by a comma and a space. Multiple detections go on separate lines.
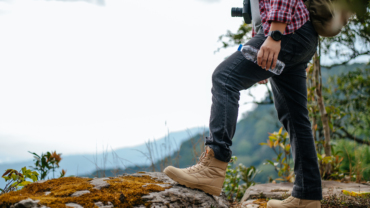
269, 65, 322, 200
265, 21, 322, 207
205, 48, 274, 163
163, 32, 274, 196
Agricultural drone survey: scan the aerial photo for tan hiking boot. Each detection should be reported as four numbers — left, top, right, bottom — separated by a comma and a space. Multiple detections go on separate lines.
267, 195, 321, 208
163, 146, 228, 196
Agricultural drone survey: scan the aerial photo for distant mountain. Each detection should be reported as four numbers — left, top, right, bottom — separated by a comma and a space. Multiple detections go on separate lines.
84, 102, 280, 182
0, 126, 205, 188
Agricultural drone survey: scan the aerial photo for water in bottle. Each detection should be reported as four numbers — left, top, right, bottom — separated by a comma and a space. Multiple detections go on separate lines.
238, 44, 285, 75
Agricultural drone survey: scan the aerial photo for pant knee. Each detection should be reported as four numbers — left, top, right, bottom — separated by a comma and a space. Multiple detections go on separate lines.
211, 66, 225, 88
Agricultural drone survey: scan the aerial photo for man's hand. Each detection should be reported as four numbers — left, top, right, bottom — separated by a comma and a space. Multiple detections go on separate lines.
257, 21, 287, 71
258, 79, 268, 84
257, 36, 281, 70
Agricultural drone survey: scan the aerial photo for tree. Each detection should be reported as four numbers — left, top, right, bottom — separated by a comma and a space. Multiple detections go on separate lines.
308, 49, 333, 174
325, 67, 370, 143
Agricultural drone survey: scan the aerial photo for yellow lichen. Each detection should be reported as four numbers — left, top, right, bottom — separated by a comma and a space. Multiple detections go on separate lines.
0, 175, 171, 208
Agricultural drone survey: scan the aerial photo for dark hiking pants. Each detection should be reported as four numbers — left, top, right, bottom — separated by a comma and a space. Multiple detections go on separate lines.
205, 20, 323, 200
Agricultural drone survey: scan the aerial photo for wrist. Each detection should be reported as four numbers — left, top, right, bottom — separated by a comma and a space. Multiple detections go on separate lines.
266, 36, 281, 46
268, 30, 283, 41
270, 21, 287, 34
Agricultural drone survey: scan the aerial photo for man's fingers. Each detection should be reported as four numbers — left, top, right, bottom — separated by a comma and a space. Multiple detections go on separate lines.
257, 49, 264, 67
271, 54, 278, 69
266, 53, 274, 71
260, 49, 269, 69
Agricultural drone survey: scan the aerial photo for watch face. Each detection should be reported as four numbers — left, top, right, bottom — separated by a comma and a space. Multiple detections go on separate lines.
272, 31, 282, 41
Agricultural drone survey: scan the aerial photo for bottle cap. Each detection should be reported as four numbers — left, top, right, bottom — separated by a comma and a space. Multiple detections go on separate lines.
238, 44, 243, 51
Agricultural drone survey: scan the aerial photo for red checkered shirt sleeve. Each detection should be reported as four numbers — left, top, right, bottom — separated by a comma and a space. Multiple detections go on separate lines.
258, 0, 310, 36
267, 0, 298, 25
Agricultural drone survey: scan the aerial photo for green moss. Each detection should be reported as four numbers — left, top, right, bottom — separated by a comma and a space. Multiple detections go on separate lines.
0, 175, 171, 208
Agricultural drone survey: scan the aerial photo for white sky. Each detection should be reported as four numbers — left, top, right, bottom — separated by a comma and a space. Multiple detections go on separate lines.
0, 0, 270, 164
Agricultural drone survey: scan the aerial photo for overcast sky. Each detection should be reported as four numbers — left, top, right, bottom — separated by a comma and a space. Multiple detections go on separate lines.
0, 0, 272, 164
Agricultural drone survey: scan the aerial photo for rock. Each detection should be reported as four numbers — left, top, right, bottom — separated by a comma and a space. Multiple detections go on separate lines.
89, 177, 110, 190
10, 198, 49, 208
34, 180, 47, 184
132, 172, 175, 184
94, 201, 114, 208
212, 192, 229, 208
71, 190, 90, 197
241, 199, 257, 205
65, 203, 83, 208
241, 180, 370, 202
135, 172, 229, 208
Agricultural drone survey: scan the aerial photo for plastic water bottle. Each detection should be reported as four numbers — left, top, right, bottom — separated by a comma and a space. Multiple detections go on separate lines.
238, 44, 285, 75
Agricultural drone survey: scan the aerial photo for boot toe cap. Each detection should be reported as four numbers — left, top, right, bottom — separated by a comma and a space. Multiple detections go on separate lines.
163, 166, 177, 175
266, 199, 283, 208
163, 166, 199, 183
163, 166, 182, 179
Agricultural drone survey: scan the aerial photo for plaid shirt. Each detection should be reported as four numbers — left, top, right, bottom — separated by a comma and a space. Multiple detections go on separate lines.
252, 0, 310, 37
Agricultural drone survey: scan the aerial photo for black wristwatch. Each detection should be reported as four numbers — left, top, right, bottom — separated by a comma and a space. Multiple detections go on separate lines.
268, 30, 283, 41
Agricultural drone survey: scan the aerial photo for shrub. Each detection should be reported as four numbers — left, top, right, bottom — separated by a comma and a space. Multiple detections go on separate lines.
260, 127, 294, 182
223, 156, 261, 202
0, 167, 38, 195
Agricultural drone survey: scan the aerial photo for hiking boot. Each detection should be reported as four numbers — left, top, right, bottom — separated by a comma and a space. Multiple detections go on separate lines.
267, 195, 321, 208
163, 146, 228, 196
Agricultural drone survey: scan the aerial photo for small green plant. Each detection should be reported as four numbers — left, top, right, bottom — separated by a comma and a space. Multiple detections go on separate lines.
260, 127, 294, 182
317, 143, 345, 180
0, 167, 39, 195
28, 151, 66, 180
223, 156, 261, 202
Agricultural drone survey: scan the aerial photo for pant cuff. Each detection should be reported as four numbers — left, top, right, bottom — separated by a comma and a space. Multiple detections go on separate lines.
292, 185, 323, 200
205, 137, 231, 163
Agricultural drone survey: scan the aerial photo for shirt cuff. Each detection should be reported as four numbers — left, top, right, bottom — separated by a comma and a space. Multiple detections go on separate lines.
267, 10, 292, 25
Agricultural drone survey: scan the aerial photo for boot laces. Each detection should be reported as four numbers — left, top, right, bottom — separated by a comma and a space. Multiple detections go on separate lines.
186, 151, 210, 171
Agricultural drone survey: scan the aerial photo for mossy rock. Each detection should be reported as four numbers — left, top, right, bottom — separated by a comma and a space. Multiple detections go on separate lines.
0, 172, 229, 208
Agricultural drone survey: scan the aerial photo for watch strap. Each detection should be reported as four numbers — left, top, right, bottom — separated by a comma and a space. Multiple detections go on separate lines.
268, 30, 283, 41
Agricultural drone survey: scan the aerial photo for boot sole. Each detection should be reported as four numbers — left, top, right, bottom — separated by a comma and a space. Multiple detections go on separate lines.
164, 168, 222, 196
267, 200, 320, 208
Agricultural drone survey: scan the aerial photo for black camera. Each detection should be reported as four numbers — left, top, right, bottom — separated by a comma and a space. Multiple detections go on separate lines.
231, 0, 252, 24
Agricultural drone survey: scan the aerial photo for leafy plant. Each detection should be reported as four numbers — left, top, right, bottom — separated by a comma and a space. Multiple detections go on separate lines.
317, 142, 346, 180
0, 167, 38, 195
28, 151, 65, 180
223, 156, 261, 202
60, 169, 67, 178
260, 127, 294, 182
